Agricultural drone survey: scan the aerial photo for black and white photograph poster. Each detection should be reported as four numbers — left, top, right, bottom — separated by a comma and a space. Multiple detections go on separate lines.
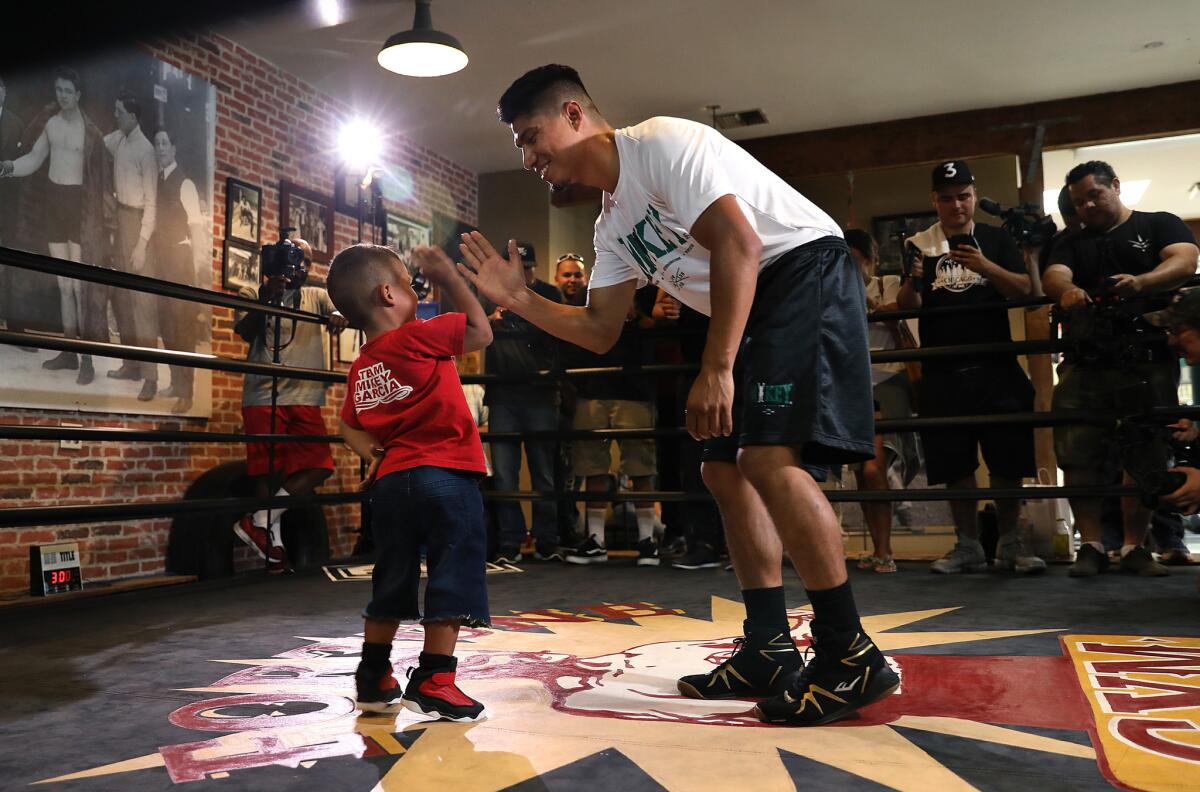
280, 180, 334, 263
223, 243, 259, 292
385, 211, 431, 267
226, 178, 260, 246
0, 51, 216, 418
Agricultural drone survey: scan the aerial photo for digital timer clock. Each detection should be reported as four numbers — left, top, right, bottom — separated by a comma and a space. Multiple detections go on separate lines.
30, 542, 84, 596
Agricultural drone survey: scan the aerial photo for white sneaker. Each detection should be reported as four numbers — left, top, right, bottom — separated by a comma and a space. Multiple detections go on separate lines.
930, 538, 988, 574
996, 534, 1047, 575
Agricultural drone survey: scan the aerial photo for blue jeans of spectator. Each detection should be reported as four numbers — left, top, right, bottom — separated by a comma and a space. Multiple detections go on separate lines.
490, 402, 559, 549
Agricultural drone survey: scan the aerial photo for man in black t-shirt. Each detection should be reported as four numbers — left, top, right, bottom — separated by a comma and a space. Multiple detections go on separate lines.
1043, 160, 1199, 578
485, 242, 565, 563
897, 160, 1042, 575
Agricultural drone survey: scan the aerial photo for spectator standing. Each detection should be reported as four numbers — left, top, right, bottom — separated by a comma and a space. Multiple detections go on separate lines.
896, 160, 1044, 575
1043, 160, 1199, 577
487, 242, 563, 563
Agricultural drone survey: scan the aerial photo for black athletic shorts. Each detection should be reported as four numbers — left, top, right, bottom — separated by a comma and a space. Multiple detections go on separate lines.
702, 236, 876, 481
918, 361, 1036, 486
46, 182, 83, 245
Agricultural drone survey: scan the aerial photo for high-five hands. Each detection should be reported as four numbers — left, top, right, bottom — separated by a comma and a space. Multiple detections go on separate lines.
456, 231, 527, 310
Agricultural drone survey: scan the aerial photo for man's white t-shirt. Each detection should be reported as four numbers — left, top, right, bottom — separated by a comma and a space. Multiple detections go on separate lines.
589, 116, 841, 317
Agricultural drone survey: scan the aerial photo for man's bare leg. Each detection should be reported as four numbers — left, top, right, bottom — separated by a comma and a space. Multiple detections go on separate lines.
45, 243, 82, 371
735, 446, 845, 590
1118, 470, 1168, 576
701, 460, 782, 588
737, 445, 900, 727
676, 460, 799, 701
1065, 468, 1110, 576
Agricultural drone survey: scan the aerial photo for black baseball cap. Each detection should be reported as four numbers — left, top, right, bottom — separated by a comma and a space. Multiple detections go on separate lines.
515, 241, 536, 267
931, 160, 975, 190
1144, 289, 1200, 330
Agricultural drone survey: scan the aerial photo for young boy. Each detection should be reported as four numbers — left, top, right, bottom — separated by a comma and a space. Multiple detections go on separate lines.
327, 243, 493, 722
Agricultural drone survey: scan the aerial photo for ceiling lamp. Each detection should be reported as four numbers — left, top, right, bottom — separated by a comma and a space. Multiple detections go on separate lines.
378, 0, 468, 77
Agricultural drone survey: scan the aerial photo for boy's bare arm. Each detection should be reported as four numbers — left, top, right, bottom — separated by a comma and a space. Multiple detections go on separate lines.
341, 419, 384, 491
340, 419, 380, 460
412, 246, 493, 353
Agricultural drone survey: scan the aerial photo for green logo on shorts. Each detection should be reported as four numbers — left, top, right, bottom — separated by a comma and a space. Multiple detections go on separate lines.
754, 382, 793, 407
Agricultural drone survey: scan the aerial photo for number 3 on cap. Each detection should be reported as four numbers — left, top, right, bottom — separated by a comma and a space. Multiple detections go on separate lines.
943, 162, 957, 178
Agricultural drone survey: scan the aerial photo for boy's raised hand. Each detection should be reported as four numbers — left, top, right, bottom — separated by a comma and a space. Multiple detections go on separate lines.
411, 245, 457, 285
457, 232, 526, 309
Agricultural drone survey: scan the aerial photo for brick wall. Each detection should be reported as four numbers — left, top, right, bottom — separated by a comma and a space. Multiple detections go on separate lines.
0, 32, 477, 596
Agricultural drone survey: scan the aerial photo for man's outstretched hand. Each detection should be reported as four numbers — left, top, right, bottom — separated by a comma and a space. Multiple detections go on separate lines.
457, 231, 527, 310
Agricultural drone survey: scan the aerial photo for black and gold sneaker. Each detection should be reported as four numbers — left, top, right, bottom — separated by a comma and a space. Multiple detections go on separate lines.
755, 631, 899, 726
677, 621, 803, 700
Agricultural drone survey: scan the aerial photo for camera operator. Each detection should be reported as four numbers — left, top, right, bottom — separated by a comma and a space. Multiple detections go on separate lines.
231, 237, 349, 573
1043, 160, 1199, 577
896, 160, 1043, 575
1151, 293, 1200, 525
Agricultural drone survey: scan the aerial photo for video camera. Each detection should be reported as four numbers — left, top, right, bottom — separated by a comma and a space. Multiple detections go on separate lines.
1055, 282, 1167, 368
260, 231, 309, 291
978, 198, 1057, 248
1113, 382, 1189, 507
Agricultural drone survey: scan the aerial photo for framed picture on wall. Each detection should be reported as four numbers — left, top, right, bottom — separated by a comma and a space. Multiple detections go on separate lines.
280, 180, 335, 263
225, 178, 261, 247
223, 241, 260, 292
872, 211, 938, 275
384, 212, 431, 265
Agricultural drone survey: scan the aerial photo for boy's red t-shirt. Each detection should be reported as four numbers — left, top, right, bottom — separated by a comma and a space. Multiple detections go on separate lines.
341, 313, 486, 479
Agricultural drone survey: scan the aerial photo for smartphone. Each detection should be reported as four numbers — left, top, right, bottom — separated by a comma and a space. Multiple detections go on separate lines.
902, 242, 924, 292
947, 233, 977, 251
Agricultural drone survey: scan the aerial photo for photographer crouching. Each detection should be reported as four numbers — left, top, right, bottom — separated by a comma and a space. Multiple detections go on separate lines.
1043, 160, 1199, 578
232, 236, 349, 573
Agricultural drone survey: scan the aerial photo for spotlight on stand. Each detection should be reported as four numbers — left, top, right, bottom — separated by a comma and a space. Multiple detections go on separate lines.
378, 0, 468, 77
337, 118, 383, 181
338, 118, 384, 244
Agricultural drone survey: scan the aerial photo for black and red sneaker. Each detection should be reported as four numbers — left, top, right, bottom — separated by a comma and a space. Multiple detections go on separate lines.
266, 546, 293, 575
401, 663, 487, 722
355, 663, 403, 713
233, 516, 269, 559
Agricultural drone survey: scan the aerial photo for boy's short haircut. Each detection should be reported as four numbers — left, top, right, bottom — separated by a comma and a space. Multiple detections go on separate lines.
327, 243, 402, 329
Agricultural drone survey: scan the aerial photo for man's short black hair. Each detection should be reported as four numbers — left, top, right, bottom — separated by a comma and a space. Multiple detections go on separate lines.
1065, 160, 1117, 188
117, 90, 142, 123
1056, 185, 1077, 219
497, 64, 595, 124
54, 66, 81, 92
154, 126, 174, 146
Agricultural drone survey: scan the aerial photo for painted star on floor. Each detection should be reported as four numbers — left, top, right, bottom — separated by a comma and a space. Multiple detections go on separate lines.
37, 597, 1190, 791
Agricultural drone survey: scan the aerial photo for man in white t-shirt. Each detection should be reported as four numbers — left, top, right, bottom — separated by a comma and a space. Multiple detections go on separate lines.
453, 64, 897, 727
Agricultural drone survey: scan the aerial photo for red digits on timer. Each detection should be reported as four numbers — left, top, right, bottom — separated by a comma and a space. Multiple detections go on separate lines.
51, 570, 72, 584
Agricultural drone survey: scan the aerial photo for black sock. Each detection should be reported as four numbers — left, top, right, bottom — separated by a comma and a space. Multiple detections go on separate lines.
361, 641, 391, 672
742, 586, 788, 635
419, 652, 456, 671
806, 580, 863, 642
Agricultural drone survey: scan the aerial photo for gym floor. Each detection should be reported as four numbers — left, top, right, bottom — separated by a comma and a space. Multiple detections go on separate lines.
2, 559, 1197, 791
